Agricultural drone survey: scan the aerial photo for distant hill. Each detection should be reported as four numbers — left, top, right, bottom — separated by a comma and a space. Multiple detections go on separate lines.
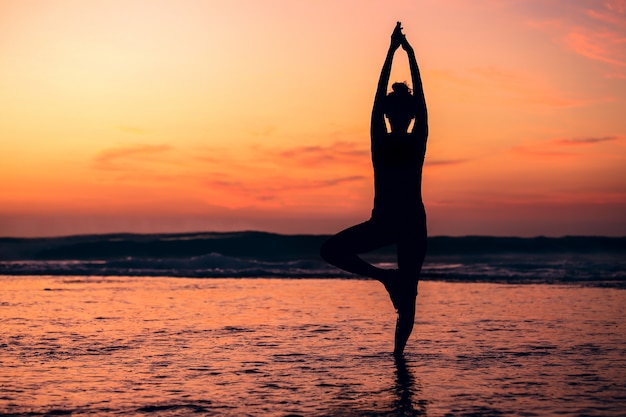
1, 232, 624, 261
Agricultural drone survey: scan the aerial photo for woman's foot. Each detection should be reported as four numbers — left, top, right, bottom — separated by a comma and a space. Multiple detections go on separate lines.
378, 269, 419, 355
393, 280, 417, 356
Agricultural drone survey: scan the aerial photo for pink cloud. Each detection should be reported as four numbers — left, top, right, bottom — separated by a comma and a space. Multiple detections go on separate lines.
556, 136, 619, 145
425, 159, 469, 167
278, 141, 369, 165
587, 0, 626, 25
94, 144, 173, 171
527, 1, 626, 75
512, 134, 622, 158
511, 145, 573, 158
564, 30, 626, 67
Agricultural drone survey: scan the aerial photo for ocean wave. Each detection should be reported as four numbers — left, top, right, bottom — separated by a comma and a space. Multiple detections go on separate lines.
1, 254, 625, 288
1, 232, 625, 286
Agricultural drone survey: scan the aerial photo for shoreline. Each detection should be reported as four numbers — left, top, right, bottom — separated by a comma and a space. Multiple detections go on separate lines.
2, 273, 625, 290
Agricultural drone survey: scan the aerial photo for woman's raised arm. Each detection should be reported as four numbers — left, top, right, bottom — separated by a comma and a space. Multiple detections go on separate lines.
371, 23, 403, 137
402, 36, 428, 138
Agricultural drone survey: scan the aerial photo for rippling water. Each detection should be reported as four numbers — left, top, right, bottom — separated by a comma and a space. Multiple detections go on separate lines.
1, 277, 625, 416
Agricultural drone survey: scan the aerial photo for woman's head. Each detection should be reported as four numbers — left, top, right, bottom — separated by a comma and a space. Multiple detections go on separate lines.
384, 82, 415, 133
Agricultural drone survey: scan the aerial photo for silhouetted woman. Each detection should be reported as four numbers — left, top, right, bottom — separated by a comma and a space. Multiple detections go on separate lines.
321, 23, 428, 356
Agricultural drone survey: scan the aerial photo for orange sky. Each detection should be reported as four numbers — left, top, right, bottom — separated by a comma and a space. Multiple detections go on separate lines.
1, 0, 625, 237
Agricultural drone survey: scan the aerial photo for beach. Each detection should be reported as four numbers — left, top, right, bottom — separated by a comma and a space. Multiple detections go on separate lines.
3, 3, 626, 416
1, 276, 625, 416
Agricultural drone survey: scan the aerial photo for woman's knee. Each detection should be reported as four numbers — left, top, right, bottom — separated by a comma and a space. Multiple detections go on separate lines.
320, 238, 340, 263
320, 220, 379, 264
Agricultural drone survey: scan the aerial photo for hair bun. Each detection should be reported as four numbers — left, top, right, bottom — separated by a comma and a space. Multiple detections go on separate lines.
391, 82, 411, 95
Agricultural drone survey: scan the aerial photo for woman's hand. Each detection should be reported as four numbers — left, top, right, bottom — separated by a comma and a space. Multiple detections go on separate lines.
390, 22, 404, 50
401, 34, 413, 54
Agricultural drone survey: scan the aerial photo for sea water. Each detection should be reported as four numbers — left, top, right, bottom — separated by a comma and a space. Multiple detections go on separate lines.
2, 233, 624, 288
1, 277, 625, 416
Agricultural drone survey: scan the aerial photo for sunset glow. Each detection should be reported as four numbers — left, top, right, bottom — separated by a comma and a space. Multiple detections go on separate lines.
1, 0, 625, 237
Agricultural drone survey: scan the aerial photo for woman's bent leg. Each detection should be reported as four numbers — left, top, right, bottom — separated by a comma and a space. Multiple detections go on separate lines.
320, 220, 395, 281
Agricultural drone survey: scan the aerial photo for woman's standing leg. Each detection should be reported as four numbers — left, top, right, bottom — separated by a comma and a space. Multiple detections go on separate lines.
393, 214, 427, 356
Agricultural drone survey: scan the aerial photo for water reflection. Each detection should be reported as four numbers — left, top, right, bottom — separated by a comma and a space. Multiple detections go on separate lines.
392, 356, 427, 416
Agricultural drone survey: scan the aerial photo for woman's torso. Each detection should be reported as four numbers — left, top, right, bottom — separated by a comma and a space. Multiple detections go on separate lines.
371, 132, 426, 219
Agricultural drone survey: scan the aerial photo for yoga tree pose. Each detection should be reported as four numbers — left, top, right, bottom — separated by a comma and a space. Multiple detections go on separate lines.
321, 22, 428, 356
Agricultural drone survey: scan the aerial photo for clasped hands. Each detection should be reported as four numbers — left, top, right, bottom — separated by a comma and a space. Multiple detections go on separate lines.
390, 22, 412, 52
